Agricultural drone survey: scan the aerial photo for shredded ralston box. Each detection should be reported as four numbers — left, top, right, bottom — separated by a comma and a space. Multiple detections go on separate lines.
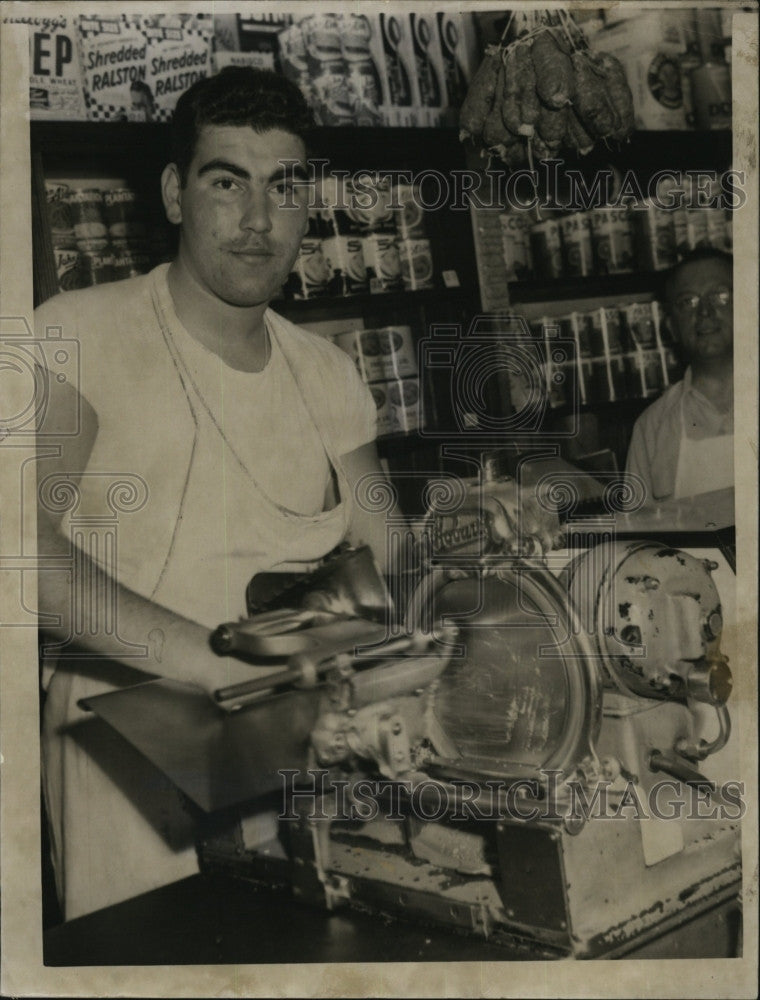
141, 14, 213, 121
78, 13, 149, 120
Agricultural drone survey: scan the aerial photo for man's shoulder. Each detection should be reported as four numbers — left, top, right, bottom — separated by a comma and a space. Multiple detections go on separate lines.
34, 272, 155, 328
266, 307, 357, 373
637, 379, 684, 429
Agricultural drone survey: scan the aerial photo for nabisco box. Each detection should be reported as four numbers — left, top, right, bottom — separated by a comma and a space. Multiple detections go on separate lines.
591, 12, 690, 129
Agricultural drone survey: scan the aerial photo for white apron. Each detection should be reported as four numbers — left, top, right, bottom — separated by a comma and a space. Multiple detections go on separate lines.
673, 396, 734, 500
42, 296, 351, 921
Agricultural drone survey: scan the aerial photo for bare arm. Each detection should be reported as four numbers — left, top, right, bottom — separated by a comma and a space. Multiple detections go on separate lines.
339, 441, 406, 574
36, 375, 262, 698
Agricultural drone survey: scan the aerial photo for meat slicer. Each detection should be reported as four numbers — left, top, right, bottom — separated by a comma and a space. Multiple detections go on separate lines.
81, 472, 742, 959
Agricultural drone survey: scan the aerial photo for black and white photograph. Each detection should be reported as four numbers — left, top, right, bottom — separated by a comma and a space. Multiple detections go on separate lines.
0, 2, 757, 997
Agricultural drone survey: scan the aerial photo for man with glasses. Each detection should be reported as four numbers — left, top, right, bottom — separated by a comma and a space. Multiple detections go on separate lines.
626, 249, 733, 502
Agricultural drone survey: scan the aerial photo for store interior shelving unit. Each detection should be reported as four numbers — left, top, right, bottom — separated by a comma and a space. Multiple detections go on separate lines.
31, 122, 733, 492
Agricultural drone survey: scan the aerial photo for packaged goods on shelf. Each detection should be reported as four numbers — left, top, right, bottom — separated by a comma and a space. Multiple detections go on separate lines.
371, 377, 422, 435
499, 213, 532, 281
54, 248, 86, 292
284, 213, 330, 300
529, 219, 563, 280
213, 11, 289, 71
631, 203, 678, 271
409, 12, 446, 127
591, 11, 693, 129
589, 207, 635, 274
213, 50, 277, 73
691, 61, 732, 130
78, 13, 212, 122
340, 13, 385, 126
277, 20, 317, 112
435, 12, 479, 119
45, 181, 76, 248
322, 231, 369, 296
559, 213, 594, 278
398, 238, 434, 290
393, 183, 426, 239
299, 13, 359, 126
471, 207, 511, 311
363, 232, 403, 292
334, 326, 417, 383
103, 189, 146, 241
25, 16, 88, 119
374, 12, 420, 126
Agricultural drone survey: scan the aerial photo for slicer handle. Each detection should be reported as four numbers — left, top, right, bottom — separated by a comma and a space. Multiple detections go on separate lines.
648, 749, 715, 790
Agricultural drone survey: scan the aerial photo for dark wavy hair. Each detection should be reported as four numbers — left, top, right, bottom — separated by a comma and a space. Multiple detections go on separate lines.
170, 67, 315, 186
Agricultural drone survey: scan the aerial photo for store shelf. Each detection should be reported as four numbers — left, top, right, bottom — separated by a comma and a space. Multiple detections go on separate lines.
273, 285, 472, 319
508, 271, 665, 305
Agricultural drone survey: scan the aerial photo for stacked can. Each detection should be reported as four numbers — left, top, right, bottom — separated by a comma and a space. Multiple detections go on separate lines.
499, 212, 532, 281
393, 182, 434, 290
103, 189, 150, 280
589, 208, 635, 274
46, 182, 85, 292
320, 184, 370, 296
622, 301, 670, 398
354, 175, 403, 293
287, 209, 331, 299
67, 189, 114, 285
332, 325, 421, 434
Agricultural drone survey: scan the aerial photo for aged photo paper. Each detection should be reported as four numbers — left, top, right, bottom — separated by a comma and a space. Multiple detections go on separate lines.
1, 1, 758, 996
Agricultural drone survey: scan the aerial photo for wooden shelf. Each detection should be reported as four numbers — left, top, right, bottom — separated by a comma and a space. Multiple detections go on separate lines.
273, 285, 473, 319
508, 270, 665, 304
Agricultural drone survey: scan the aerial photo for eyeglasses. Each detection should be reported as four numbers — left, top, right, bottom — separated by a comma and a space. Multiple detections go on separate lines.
673, 288, 732, 316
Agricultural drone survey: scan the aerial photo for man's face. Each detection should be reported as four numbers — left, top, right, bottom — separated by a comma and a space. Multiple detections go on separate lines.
170, 125, 309, 308
668, 257, 733, 365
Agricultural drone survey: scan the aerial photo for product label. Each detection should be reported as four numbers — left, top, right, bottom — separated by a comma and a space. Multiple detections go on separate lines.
28, 17, 87, 119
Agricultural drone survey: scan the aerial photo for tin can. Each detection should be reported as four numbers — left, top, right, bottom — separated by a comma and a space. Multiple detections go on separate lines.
588, 307, 626, 356
46, 182, 76, 248
499, 213, 531, 281
333, 330, 374, 382
351, 175, 396, 233
376, 325, 417, 379
385, 377, 422, 433
633, 205, 677, 270
705, 208, 729, 249
322, 233, 368, 295
398, 238, 434, 290
54, 247, 85, 292
75, 237, 109, 254
529, 219, 563, 280
691, 62, 731, 130
393, 183, 426, 239
625, 349, 667, 398
685, 209, 709, 251
560, 213, 594, 277
290, 237, 330, 298
622, 302, 658, 349
570, 312, 594, 358
111, 250, 150, 281
369, 383, 393, 436
69, 189, 107, 242
363, 232, 402, 291
590, 208, 634, 274
103, 188, 146, 240
80, 250, 114, 286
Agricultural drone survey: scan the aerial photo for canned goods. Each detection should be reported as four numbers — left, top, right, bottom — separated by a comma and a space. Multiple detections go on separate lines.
590, 208, 634, 274
81, 251, 114, 286
68, 189, 107, 242
685, 209, 710, 251
560, 213, 594, 277
290, 237, 330, 298
103, 189, 146, 240
570, 313, 593, 358
625, 349, 667, 398
398, 238, 434, 290
691, 62, 732, 130
76, 237, 109, 254
633, 205, 677, 270
499, 213, 532, 281
363, 233, 402, 291
393, 183, 426, 239
587, 307, 626, 357
54, 248, 85, 292
351, 175, 396, 232
704, 208, 729, 249
529, 219, 563, 280
46, 183, 76, 248
111, 251, 150, 281
369, 383, 392, 436
622, 302, 658, 349
322, 233, 368, 295
385, 378, 422, 433
332, 330, 373, 382
377, 326, 417, 379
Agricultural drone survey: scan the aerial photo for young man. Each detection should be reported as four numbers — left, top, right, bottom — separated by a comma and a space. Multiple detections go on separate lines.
36, 68, 395, 920
626, 249, 733, 502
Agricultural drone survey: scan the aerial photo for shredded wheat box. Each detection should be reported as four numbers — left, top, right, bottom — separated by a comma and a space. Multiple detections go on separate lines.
18, 14, 88, 119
